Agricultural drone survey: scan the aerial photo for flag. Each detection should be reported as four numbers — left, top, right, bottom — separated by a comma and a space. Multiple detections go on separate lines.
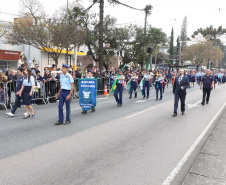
139, 80, 144, 96
127, 79, 132, 94
107, 64, 127, 98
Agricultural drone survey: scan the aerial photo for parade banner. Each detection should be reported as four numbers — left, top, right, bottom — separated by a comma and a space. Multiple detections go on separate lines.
79, 79, 97, 111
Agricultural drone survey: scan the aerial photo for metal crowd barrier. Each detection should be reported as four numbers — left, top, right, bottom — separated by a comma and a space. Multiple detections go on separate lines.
42, 79, 59, 104
0, 82, 8, 110
32, 80, 46, 105
0, 77, 111, 110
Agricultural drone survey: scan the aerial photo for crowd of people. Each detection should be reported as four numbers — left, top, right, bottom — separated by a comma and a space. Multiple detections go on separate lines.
0, 61, 226, 118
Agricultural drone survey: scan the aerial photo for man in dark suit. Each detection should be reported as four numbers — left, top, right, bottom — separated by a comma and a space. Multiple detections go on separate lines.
173, 69, 190, 117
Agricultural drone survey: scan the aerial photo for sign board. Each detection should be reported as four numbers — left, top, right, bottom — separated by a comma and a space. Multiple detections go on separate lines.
79, 79, 97, 111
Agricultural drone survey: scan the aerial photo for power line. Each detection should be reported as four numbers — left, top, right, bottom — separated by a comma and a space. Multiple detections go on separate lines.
115, 21, 143, 26
0, 11, 21, 17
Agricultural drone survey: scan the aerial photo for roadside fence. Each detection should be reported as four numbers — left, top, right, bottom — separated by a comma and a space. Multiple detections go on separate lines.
0, 77, 111, 110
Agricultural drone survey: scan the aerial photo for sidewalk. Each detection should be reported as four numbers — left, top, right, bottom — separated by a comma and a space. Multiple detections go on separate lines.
183, 108, 226, 185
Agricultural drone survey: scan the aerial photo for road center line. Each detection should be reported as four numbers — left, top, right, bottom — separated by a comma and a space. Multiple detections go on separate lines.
162, 102, 226, 185
125, 103, 165, 119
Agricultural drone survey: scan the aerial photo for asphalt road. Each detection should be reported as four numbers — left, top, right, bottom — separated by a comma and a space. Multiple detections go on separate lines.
0, 83, 226, 185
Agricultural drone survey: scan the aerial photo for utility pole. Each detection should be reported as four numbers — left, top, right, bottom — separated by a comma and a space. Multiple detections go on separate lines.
142, 6, 148, 69
66, 0, 69, 65
142, 5, 152, 69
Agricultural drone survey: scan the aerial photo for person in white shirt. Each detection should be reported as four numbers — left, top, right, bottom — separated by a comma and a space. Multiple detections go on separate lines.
143, 70, 151, 99
18, 55, 24, 68
114, 70, 125, 107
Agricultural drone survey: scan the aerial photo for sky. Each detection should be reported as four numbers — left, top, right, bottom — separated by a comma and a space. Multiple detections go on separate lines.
1, 0, 226, 43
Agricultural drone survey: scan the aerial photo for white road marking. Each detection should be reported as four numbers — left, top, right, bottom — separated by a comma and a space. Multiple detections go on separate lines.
97, 97, 108, 100
187, 100, 202, 109
125, 103, 165, 119
162, 102, 226, 185
134, 100, 146, 103
68, 100, 115, 111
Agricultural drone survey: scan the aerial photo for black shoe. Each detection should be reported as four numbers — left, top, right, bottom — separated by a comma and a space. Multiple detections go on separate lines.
82, 110, 87, 114
201, 102, 205, 105
55, 120, 63, 125
156, 98, 158, 101
159, 98, 162, 100
172, 113, 177, 117
23, 114, 30, 119
182, 112, 185, 115
129, 97, 132, 99
64, 120, 71, 125
117, 104, 122, 107
146, 97, 149, 99
143, 96, 146, 99
91, 109, 95, 113
206, 102, 209, 104
135, 96, 137, 98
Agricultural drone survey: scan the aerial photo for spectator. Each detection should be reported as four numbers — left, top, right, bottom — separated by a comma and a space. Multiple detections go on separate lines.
43, 70, 52, 100
21, 64, 27, 71
18, 55, 24, 68
36, 70, 43, 81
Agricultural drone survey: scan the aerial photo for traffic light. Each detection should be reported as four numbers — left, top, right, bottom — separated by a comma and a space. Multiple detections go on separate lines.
147, 47, 153, 54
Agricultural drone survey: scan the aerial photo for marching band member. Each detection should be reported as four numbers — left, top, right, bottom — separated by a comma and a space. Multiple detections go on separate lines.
114, 70, 125, 107
129, 71, 138, 99
143, 70, 151, 99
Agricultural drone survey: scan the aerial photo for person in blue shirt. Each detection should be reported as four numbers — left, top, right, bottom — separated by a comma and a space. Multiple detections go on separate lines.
19, 69, 35, 119
143, 70, 151, 99
6, 68, 24, 117
55, 64, 74, 125
218, 72, 222, 85
196, 72, 200, 85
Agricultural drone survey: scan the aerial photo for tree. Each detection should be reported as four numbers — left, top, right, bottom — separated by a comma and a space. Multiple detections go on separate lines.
191, 25, 226, 48
19, 0, 45, 25
5, 0, 85, 67
79, 12, 119, 70
0, 21, 11, 39
182, 39, 224, 69
176, 36, 180, 57
85, 0, 144, 70
180, 16, 187, 51
169, 27, 174, 59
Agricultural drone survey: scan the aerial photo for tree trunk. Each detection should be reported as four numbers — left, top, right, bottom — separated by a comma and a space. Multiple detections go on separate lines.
55, 58, 58, 68
99, 0, 104, 70
155, 57, 157, 70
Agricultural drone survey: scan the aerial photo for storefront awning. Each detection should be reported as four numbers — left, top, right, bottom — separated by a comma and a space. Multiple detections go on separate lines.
40, 47, 85, 56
